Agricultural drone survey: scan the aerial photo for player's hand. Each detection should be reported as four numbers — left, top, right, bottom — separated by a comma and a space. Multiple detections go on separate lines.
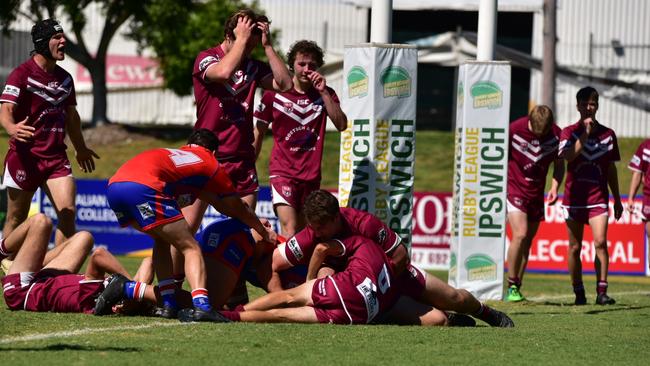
546, 189, 559, 206
626, 198, 635, 214
613, 200, 624, 221
257, 21, 271, 47
9, 116, 35, 142
262, 226, 277, 245
307, 70, 326, 93
234, 15, 254, 42
582, 117, 594, 135
76, 147, 100, 173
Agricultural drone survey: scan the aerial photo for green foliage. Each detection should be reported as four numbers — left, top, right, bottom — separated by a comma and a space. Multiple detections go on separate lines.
127, 0, 273, 96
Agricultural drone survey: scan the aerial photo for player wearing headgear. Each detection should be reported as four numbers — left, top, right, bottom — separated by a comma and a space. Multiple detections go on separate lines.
0, 19, 99, 253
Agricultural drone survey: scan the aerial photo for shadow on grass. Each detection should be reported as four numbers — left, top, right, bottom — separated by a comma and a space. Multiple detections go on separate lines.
507, 303, 650, 316
0, 343, 140, 352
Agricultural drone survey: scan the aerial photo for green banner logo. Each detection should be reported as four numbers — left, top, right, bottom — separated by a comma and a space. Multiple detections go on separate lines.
457, 81, 464, 108
470, 81, 502, 109
347, 66, 368, 98
464, 254, 497, 281
380, 66, 411, 98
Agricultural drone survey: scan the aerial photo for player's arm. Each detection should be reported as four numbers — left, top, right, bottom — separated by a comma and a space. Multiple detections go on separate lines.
0, 102, 33, 142
547, 158, 565, 205
65, 106, 99, 173
253, 119, 269, 160
203, 17, 253, 83
306, 241, 344, 281
627, 171, 642, 213
258, 21, 292, 92
607, 162, 623, 220
559, 131, 587, 162
204, 193, 276, 244
314, 77, 347, 131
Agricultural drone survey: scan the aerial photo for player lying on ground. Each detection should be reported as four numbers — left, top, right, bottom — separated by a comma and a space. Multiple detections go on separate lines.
0, 213, 152, 314
267, 190, 514, 327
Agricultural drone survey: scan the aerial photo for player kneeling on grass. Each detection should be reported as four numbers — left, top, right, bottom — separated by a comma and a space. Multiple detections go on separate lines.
0, 213, 152, 314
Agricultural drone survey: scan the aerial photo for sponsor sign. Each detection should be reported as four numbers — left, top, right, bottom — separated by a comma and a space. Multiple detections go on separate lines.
76, 55, 162, 86
339, 44, 418, 249
449, 61, 511, 300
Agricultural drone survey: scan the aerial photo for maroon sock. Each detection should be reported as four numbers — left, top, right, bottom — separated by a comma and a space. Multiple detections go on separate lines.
220, 310, 241, 322
507, 277, 521, 288
597, 281, 608, 295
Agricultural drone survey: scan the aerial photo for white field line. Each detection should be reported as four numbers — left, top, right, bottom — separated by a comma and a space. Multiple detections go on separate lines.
527, 290, 650, 302
0, 321, 192, 345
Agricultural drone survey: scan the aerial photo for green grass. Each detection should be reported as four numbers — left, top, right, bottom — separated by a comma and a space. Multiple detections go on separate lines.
0, 128, 641, 194
1, 256, 650, 365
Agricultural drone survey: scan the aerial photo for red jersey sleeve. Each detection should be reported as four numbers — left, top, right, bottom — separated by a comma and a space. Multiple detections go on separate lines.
281, 228, 317, 266
254, 90, 275, 125
204, 164, 237, 196
193, 50, 221, 81
629, 141, 649, 173
0, 68, 24, 104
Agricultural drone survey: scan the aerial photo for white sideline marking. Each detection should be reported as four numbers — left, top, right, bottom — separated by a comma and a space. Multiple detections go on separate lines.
0, 321, 189, 345
527, 290, 650, 302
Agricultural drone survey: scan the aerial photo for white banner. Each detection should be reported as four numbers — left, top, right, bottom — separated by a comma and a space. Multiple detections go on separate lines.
339, 44, 418, 248
449, 61, 511, 300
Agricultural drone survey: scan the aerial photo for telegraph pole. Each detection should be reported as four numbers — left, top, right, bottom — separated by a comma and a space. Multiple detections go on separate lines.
542, 0, 557, 111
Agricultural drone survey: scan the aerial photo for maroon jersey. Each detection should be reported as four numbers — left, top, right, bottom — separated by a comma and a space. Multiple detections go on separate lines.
0, 58, 76, 158
507, 116, 561, 200
628, 139, 650, 198
281, 207, 401, 267
192, 46, 272, 160
311, 235, 398, 324
559, 121, 620, 207
254, 87, 338, 182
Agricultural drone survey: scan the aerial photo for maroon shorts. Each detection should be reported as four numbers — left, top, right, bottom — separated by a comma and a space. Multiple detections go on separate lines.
218, 158, 259, 197
311, 271, 398, 325
3, 150, 72, 191
2, 271, 103, 313
394, 264, 427, 299
562, 205, 608, 224
269, 176, 320, 210
507, 194, 545, 222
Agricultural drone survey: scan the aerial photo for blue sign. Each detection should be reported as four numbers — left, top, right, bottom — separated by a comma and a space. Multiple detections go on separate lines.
40, 179, 279, 255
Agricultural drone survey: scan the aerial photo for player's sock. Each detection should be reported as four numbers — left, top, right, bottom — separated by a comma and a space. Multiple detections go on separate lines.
159, 278, 178, 309
124, 281, 148, 301
0, 239, 11, 261
220, 310, 242, 322
573, 281, 587, 305
507, 276, 521, 288
173, 273, 185, 289
472, 303, 491, 321
191, 288, 212, 312
597, 281, 608, 295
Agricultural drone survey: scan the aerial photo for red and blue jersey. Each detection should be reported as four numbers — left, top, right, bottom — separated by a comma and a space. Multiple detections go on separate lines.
109, 144, 236, 203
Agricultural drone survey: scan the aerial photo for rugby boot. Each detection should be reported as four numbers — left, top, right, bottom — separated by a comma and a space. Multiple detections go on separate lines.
506, 285, 526, 302
446, 312, 476, 327
484, 308, 515, 328
595, 293, 616, 305
94, 274, 129, 315
177, 308, 231, 323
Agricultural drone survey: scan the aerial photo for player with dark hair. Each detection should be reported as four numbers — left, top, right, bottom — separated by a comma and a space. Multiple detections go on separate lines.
185, 8, 292, 228
558, 86, 623, 305
269, 190, 514, 327
254, 39, 347, 238
0, 213, 149, 314
505, 105, 564, 301
106, 129, 276, 321
627, 139, 650, 271
0, 19, 98, 251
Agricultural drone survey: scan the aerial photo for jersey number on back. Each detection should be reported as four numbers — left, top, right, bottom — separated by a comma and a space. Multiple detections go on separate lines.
166, 149, 203, 167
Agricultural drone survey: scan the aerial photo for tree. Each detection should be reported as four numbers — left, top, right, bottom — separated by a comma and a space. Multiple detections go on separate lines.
0, 0, 154, 126
127, 0, 271, 96
1, 0, 273, 127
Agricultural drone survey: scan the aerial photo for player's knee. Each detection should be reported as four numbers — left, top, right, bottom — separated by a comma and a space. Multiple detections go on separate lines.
30, 213, 54, 231
593, 238, 607, 250
75, 231, 95, 248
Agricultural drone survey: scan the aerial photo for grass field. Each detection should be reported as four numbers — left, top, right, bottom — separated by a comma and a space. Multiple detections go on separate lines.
1, 127, 648, 364
2, 257, 650, 365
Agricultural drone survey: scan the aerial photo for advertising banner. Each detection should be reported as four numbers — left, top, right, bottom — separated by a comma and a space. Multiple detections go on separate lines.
339, 43, 418, 249
449, 61, 511, 300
